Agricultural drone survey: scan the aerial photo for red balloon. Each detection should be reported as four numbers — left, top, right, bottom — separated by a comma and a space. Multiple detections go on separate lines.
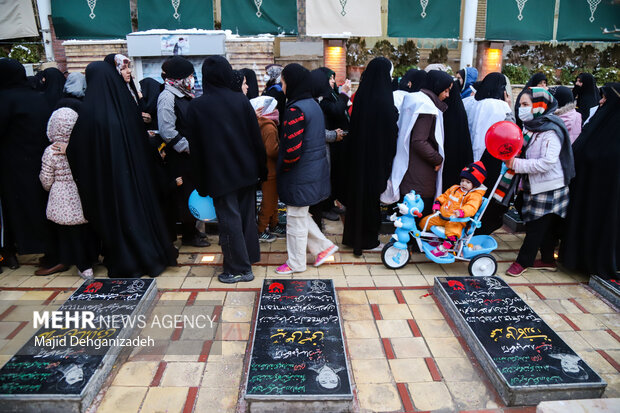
485, 121, 524, 161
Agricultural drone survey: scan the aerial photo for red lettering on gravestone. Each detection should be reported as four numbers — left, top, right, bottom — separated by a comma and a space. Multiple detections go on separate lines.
448, 280, 465, 291
268, 282, 284, 294
84, 282, 103, 293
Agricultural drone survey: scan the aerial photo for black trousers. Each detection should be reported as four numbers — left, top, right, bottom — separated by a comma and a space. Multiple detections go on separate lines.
213, 185, 260, 275
516, 213, 563, 268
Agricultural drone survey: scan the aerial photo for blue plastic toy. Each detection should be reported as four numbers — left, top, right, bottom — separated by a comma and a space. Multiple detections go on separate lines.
188, 190, 217, 221
391, 191, 424, 249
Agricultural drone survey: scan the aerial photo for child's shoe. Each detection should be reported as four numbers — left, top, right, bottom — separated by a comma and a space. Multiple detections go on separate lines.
314, 245, 339, 267
275, 263, 295, 275
430, 241, 452, 258
78, 268, 94, 280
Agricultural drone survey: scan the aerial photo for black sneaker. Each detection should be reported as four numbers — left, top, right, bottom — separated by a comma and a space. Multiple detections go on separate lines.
218, 272, 255, 284
182, 236, 211, 247
271, 224, 287, 238
258, 230, 277, 243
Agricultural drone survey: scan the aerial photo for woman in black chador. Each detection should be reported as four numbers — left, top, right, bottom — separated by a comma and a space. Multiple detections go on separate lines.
560, 83, 620, 279
441, 77, 473, 190
342, 57, 398, 256
67, 61, 178, 277
0, 58, 57, 272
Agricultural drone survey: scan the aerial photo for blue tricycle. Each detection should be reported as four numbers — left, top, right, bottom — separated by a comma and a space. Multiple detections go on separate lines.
381, 166, 507, 276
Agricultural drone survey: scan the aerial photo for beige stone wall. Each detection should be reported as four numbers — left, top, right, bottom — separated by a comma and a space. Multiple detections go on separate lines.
63, 41, 128, 74
225, 39, 274, 92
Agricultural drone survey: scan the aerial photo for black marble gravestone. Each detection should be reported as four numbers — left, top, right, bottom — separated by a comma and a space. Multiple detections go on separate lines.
434, 276, 606, 406
245, 279, 352, 402
0, 278, 156, 413
589, 276, 620, 308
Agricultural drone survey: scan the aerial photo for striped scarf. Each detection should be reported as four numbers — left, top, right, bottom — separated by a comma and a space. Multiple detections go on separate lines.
493, 131, 533, 205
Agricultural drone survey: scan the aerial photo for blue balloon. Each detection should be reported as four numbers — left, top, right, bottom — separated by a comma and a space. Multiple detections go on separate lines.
188, 190, 217, 221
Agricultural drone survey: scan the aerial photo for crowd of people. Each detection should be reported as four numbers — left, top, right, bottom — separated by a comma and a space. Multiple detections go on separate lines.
0, 53, 618, 282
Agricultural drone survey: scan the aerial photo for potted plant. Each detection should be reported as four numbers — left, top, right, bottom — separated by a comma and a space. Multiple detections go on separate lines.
346, 37, 368, 82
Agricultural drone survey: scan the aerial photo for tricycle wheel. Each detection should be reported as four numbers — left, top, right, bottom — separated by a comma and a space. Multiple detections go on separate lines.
381, 240, 411, 269
468, 254, 497, 277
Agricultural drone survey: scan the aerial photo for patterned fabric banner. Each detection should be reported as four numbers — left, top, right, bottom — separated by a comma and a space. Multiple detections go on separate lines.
306, 0, 382, 36
138, 0, 214, 31
557, 0, 620, 41
51, 0, 132, 39
388, 0, 461, 38
486, 0, 555, 41
221, 0, 298, 35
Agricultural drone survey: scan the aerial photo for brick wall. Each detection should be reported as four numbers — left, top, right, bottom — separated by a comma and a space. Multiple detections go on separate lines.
225, 39, 274, 92
49, 17, 67, 72
63, 41, 128, 74
476, 0, 487, 39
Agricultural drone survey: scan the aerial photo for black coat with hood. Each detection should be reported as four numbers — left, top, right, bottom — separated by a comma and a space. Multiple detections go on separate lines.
186, 56, 266, 198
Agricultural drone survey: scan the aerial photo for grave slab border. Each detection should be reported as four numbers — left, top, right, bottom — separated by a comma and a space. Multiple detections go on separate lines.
433, 276, 606, 406
244, 279, 354, 402
0, 278, 157, 413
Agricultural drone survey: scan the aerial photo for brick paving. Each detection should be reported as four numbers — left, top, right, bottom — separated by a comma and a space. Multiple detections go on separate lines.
0, 219, 618, 412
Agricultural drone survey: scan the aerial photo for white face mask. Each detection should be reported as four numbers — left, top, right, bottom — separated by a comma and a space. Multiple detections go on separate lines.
518, 106, 534, 122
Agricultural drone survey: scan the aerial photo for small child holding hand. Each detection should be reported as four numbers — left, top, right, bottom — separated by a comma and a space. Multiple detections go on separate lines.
419, 161, 487, 257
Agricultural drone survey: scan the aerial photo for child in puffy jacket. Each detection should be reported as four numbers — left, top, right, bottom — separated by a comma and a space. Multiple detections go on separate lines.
419, 161, 487, 257
40, 108, 99, 279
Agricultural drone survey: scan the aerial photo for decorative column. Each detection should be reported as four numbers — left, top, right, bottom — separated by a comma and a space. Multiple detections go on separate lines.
460, 0, 478, 67
36, 0, 55, 61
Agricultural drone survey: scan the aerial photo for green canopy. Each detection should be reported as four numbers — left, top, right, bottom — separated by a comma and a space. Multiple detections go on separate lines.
138, 0, 213, 30
51, 0, 132, 39
557, 0, 620, 41
221, 0, 297, 35
486, 0, 555, 41
388, 0, 461, 38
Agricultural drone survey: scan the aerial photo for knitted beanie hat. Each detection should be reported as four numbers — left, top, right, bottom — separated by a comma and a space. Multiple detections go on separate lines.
162, 56, 194, 80
460, 161, 487, 187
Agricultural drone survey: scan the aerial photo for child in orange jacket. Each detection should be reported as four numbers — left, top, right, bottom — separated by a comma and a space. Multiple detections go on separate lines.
419, 161, 487, 257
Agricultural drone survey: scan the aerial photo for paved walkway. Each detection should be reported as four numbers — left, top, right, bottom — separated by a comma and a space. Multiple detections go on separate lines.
0, 220, 618, 412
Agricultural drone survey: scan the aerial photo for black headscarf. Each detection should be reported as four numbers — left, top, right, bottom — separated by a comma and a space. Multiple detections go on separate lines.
202, 55, 233, 89
399, 69, 427, 92
475, 72, 506, 101
282, 63, 312, 103
525, 72, 547, 88
139, 77, 163, 124
40, 67, 66, 108
67, 61, 177, 277
573, 73, 600, 124
310, 68, 330, 99
230, 70, 244, 93
0, 58, 27, 89
342, 57, 398, 254
241, 68, 259, 99
561, 83, 620, 279
442, 79, 474, 190
549, 86, 574, 108
423, 70, 454, 96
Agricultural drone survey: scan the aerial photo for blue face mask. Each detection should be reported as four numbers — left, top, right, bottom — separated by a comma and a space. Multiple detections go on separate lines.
518, 106, 534, 122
